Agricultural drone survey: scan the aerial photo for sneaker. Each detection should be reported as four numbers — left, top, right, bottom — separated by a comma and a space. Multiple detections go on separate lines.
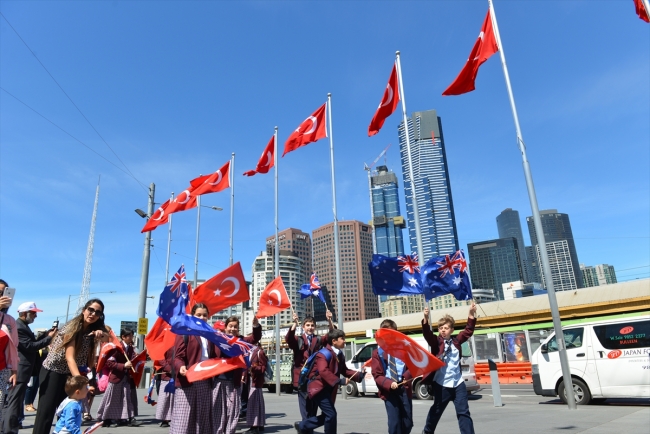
129, 418, 142, 427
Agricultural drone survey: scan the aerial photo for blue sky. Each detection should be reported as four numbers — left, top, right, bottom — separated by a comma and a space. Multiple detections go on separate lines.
1, 1, 648, 332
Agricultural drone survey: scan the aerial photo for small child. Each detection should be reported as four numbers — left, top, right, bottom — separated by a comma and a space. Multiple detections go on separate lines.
54, 375, 89, 434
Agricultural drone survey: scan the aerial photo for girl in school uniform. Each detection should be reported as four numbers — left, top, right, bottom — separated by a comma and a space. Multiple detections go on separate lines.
155, 348, 174, 427
171, 303, 217, 434
244, 345, 268, 434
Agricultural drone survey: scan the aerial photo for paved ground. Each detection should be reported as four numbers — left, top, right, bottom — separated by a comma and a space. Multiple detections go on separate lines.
22, 385, 649, 433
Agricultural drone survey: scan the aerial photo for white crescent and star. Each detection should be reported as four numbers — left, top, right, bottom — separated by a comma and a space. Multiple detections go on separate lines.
176, 190, 191, 204
193, 361, 222, 372
380, 84, 394, 107
223, 277, 240, 298
152, 207, 165, 221
208, 170, 223, 186
269, 289, 282, 306
303, 116, 317, 135
408, 347, 429, 369
262, 151, 272, 167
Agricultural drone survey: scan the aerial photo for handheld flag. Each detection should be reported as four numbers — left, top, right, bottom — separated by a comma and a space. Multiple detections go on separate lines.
283, 103, 327, 156
368, 63, 400, 136
442, 9, 498, 96
144, 377, 157, 406
298, 273, 326, 303
141, 198, 172, 233
368, 254, 424, 296
144, 316, 175, 361
192, 262, 249, 315
95, 342, 118, 375
244, 136, 275, 176
256, 276, 291, 318
191, 160, 231, 196
169, 313, 254, 358
131, 350, 148, 386
375, 328, 444, 378
421, 250, 473, 301
186, 356, 247, 383
634, 0, 650, 22
157, 265, 190, 324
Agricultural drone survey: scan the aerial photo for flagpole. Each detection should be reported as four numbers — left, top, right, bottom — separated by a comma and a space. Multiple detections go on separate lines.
194, 195, 201, 289
273, 126, 281, 396
228, 153, 235, 317
367, 169, 382, 316
165, 192, 174, 285
488, 0, 575, 409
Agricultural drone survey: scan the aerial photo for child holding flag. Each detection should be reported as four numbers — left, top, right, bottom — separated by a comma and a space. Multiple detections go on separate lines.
154, 348, 174, 427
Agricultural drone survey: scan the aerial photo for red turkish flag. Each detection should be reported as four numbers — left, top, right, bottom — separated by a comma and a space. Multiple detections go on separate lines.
442, 9, 498, 96
165, 183, 202, 215
634, 0, 650, 22
131, 350, 148, 386
95, 342, 118, 374
283, 103, 327, 156
244, 136, 275, 176
191, 161, 231, 196
368, 63, 400, 136
256, 276, 291, 318
144, 316, 176, 361
193, 262, 250, 315
186, 356, 247, 383
375, 328, 444, 378
141, 198, 172, 233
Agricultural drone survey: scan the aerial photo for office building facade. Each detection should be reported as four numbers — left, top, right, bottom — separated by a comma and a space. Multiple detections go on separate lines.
398, 109, 459, 261
533, 240, 578, 291
467, 237, 524, 300
497, 208, 530, 282
380, 295, 426, 317
312, 220, 378, 323
581, 264, 617, 287
370, 165, 406, 258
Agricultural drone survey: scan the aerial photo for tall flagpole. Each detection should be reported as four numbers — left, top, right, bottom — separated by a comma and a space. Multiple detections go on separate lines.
273, 127, 281, 396
165, 192, 174, 285
194, 195, 201, 289
327, 93, 346, 400
228, 153, 235, 317
488, 0, 575, 409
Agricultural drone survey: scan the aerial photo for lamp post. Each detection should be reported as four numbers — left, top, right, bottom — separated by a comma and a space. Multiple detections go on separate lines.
65, 291, 117, 322
135, 183, 155, 352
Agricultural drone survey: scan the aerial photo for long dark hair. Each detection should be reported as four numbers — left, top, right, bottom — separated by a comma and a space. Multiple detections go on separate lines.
191, 303, 210, 316
57, 298, 108, 352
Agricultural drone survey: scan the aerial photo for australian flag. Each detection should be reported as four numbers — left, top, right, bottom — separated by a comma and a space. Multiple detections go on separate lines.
157, 265, 189, 324
299, 273, 326, 303
421, 250, 473, 301
368, 253, 424, 296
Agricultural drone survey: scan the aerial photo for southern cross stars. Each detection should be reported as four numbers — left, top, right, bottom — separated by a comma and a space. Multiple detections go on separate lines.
408, 277, 418, 287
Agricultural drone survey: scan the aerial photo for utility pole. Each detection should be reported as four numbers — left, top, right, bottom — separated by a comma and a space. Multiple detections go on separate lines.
137, 183, 155, 351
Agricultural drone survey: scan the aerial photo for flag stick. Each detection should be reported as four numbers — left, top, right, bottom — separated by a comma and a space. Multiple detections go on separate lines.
193, 194, 201, 289
164, 192, 174, 285
488, 0, 575, 409
227, 153, 235, 317
396, 375, 421, 386
273, 126, 281, 396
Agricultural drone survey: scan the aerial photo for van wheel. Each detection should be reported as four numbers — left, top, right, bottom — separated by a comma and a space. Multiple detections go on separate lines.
345, 381, 358, 397
414, 380, 432, 400
267, 384, 276, 394
559, 378, 591, 405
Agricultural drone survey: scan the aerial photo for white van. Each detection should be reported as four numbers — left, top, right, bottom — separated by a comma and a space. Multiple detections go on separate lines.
346, 338, 479, 399
532, 315, 650, 404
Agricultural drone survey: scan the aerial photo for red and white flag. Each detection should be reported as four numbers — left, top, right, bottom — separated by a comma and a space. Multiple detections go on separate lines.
186, 356, 247, 383
375, 328, 444, 378
256, 276, 291, 318
141, 198, 172, 233
131, 350, 148, 386
634, 0, 650, 22
442, 9, 498, 96
368, 63, 400, 136
283, 103, 327, 156
244, 136, 275, 176
193, 262, 249, 315
165, 183, 202, 215
144, 316, 176, 361
95, 342, 118, 374
192, 160, 231, 196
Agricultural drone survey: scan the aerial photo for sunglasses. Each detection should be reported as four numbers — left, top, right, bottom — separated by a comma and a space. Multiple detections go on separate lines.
86, 307, 103, 316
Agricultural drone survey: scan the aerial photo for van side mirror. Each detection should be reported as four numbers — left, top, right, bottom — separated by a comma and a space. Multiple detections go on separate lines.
540, 343, 548, 353
351, 356, 358, 364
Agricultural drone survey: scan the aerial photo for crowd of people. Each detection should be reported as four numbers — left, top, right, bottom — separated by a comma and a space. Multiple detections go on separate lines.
0, 277, 477, 434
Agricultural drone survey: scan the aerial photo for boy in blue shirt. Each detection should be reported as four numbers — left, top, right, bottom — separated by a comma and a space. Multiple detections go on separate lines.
53, 375, 89, 434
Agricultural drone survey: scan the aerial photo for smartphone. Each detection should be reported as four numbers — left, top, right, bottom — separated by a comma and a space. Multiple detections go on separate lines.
52, 320, 59, 329
3, 287, 15, 300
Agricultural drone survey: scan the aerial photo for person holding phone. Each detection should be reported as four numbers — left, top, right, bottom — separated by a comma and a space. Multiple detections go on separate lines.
0, 280, 19, 430
32, 299, 108, 434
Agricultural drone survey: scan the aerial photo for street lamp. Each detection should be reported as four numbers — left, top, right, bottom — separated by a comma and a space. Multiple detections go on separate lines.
134, 209, 149, 218
66, 291, 117, 322
201, 205, 223, 211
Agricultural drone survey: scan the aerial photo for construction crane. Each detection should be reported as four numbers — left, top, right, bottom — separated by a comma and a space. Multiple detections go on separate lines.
363, 143, 392, 172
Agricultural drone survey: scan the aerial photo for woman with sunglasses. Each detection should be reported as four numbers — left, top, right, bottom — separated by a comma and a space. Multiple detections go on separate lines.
32, 299, 108, 434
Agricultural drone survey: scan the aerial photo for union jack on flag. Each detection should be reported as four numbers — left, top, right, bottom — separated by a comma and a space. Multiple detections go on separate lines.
157, 264, 189, 323
398, 254, 420, 274
310, 273, 321, 289
421, 250, 472, 301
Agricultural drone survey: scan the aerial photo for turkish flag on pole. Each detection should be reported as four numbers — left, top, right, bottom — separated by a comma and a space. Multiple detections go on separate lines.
186, 356, 247, 383
144, 316, 176, 361
634, 0, 650, 22
141, 198, 172, 233
193, 262, 250, 315
283, 103, 327, 156
165, 183, 202, 215
442, 9, 498, 96
244, 136, 275, 177
191, 161, 231, 196
368, 63, 400, 136
131, 350, 148, 386
375, 328, 444, 378
256, 276, 291, 318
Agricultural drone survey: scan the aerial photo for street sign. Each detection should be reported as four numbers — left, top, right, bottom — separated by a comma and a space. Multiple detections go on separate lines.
137, 317, 149, 335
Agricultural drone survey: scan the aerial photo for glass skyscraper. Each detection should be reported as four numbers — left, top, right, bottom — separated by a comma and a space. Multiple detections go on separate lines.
467, 237, 524, 300
496, 208, 530, 283
398, 109, 459, 261
370, 165, 405, 258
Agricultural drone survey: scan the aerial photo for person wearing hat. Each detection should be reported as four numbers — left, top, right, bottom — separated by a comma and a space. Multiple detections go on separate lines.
2, 302, 56, 433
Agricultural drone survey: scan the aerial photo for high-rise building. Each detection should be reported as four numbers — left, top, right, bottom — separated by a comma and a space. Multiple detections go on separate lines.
312, 220, 378, 323
580, 264, 599, 288
467, 237, 524, 300
533, 240, 578, 291
497, 208, 530, 282
525, 246, 540, 283
398, 109, 459, 261
580, 264, 617, 287
380, 295, 427, 317
370, 165, 406, 258
526, 209, 582, 289
312, 284, 335, 322
429, 294, 472, 311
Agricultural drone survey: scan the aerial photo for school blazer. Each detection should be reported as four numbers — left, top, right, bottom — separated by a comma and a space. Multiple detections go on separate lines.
421, 317, 476, 385
308, 344, 363, 402
285, 328, 328, 387
249, 347, 268, 388
371, 349, 413, 401
227, 326, 262, 388
172, 335, 217, 388
105, 343, 137, 386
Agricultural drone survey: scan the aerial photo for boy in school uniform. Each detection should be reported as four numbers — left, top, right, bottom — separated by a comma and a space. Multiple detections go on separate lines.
294, 329, 363, 434
421, 302, 477, 434
371, 319, 413, 434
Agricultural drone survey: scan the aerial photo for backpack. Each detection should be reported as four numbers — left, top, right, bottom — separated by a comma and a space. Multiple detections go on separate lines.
298, 348, 332, 388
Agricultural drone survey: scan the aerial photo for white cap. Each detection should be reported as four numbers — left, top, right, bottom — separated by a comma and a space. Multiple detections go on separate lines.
17, 302, 43, 313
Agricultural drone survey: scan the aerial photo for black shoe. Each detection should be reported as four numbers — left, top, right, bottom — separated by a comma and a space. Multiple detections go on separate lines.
294, 421, 304, 434
242, 428, 260, 434
117, 419, 128, 426
101, 420, 112, 428
160, 421, 170, 427
129, 418, 141, 427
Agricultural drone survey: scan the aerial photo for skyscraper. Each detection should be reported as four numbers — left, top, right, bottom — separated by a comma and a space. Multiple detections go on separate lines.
533, 240, 578, 291
398, 109, 459, 261
370, 165, 406, 258
467, 237, 524, 300
526, 209, 583, 289
312, 220, 378, 323
496, 208, 530, 282
581, 264, 617, 287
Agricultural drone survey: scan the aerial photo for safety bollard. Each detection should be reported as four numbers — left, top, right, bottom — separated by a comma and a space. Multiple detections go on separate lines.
488, 359, 503, 407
